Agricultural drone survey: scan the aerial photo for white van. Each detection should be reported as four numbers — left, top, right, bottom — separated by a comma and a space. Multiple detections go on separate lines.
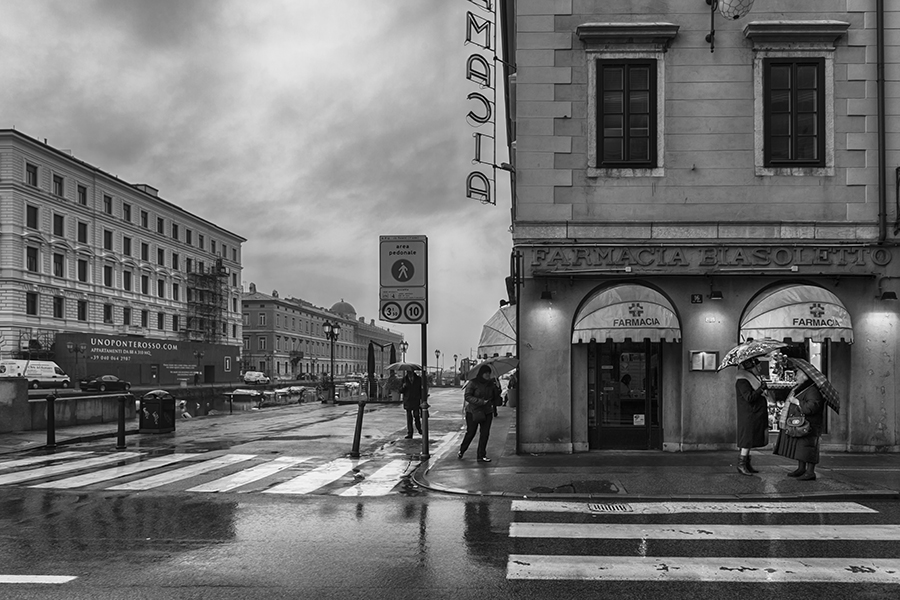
0, 360, 71, 389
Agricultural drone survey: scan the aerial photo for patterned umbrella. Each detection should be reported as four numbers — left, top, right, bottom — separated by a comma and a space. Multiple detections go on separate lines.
385, 361, 422, 372
466, 356, 519, 380
787, 357, 841, 414
717, 339, 789, 371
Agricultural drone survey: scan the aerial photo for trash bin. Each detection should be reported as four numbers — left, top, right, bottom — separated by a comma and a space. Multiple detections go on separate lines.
139, 390, 176, 433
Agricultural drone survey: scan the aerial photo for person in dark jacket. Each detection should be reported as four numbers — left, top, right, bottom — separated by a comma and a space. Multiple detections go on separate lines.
774, 369, 825, 480
735, 358, 771, 475
458, 365, 502, 462
399, 370, 423, 439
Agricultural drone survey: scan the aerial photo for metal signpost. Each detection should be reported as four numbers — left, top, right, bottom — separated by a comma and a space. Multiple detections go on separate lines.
380, 235, 430, 458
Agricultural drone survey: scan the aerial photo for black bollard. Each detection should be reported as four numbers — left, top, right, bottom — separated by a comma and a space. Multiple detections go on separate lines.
116, 395, 128, 450
45, 392, 57, 449
349, 399, 367, 458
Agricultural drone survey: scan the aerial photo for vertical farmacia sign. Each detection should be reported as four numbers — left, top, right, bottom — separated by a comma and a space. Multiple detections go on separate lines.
465, 0, 497, 205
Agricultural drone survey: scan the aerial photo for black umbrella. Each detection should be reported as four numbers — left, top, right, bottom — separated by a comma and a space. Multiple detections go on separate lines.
389, 344, 397, 365
366, 342, 377, 398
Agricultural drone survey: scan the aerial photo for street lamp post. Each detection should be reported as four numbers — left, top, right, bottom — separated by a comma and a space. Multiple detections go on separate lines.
400, 340, 409, 362
66, 341, 87, 385
434, 349, 441, 387
193, 350, 204, 385
323, 320, 341, 403
453, 354, 459, 386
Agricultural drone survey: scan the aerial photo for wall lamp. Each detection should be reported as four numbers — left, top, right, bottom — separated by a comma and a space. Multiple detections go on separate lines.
709, 290, 724, 301
705, 0, 756, 52
877, 277, 899, 301
540, 286, 553, 300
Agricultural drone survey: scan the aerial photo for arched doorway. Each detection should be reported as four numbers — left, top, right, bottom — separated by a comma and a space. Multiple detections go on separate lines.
573, 284, 681, 450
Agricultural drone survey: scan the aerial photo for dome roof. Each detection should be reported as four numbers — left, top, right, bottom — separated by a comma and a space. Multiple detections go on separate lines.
330, 300, 357, 317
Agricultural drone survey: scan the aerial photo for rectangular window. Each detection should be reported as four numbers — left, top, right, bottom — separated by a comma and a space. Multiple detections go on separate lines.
172, 283, 179, 301
77, 259, 88, 282
53, 253, 64, 277
764, 58, 825, 167
104, 265, 113, 287
26, 292, 38, 315
53, 214, 64, 236
172, 252, 179, 270
26, 247, 38, 272
185, 257, 193, 273
141, 275, 149, 294
157, 248, 165, 266
597, 60, 657, 168
141, 210, 149, 228
77, 221, 88, 243
123, 203, 132, 222
157, 312, 165, 330
123, 236, 132, 256
141, 242, 149, 261
123, 270, 133, 291
26, 163, 38, 186
258, 337, 267, 350
198, 234, 205, 250
26, 205, 38, 229
103, 195, 113, 214
172, 223, 179, 240
186, 229, 193, 245
232, 248, 237, 262
258, 313, 266, 326
53, 174, 64, 196
103, 304, 113, 323
157, 217, 165, 234
141, 310, 149, 328
104, 229, 114, 250
77, 300, 87, 321
172, 314, 179, 332
77, 184, 87, 206
53, 296, 64, 319
123, 307, 131, 326
232, 273, 238, 287
157, 279, 165, 298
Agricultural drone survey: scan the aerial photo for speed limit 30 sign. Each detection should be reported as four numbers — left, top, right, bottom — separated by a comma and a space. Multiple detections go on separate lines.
380, 236, 428, 324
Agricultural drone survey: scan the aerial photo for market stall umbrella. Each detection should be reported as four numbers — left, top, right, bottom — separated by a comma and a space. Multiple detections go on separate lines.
466, 356, 519, 380
385, 361, 422, 372
717, 339, 789, 371
787, 357, 841, 414
477, 304, 517, 359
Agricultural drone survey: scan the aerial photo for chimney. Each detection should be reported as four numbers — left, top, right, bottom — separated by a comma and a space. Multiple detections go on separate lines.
135, 184, 159, 197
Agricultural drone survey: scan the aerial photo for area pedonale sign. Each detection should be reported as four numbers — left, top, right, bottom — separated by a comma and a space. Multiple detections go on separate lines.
379, 235, 428, 324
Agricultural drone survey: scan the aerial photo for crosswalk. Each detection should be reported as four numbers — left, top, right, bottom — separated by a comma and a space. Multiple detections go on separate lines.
507, 500, 900, 584
0, 451, 419, 497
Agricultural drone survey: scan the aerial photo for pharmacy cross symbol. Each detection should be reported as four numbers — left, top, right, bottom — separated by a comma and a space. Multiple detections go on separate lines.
809, 303, 825, 318
391, 260, 414, 282
628, 303, 644, 317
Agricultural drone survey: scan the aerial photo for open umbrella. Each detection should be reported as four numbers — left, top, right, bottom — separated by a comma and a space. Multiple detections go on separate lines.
385, 361, 422, 372
787, 357, 840, 414
466, 356, 519, 380
717, 339, 788, 371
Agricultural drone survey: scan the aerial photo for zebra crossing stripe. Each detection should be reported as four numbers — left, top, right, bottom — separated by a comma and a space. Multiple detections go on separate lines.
186, 456, 312, 493
0, 451, 91, 471
0, 453, 143, 486
263, 458, 369, 495
106, 454, 256, 491
507, 555, 900, 583
0, 575, 78, 584
339, 459, 417, 497
511, 500, 878, 514
30, 454, 194, 489
510, 522, 900, 541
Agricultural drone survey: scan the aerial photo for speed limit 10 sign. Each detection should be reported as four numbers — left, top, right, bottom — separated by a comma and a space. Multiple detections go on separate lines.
379, 235, 428, 324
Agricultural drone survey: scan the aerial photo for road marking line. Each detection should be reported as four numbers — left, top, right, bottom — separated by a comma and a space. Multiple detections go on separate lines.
0, 574, 78, 584
510, 522, 900, 541
511, 500, 879, 515
187, 456, 312, 492
30, 454, 194, 489
339, 459, 417, 497
507, 555, 900, 583
0, 453, 143, 486
263, 458, 368, 495
106, 454, 256, 491
0, 452, 91, 471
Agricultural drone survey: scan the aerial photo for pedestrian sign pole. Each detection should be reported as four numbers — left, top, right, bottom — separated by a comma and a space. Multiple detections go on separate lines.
379, 235, 430, 458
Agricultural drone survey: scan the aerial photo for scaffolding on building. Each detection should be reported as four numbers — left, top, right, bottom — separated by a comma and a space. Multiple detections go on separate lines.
183, 258, 229, 343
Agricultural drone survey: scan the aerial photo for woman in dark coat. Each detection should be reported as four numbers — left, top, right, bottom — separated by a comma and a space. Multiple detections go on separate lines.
400, 370, 423, 439
735, 358, 771, 475
458, 365, 502, 462
774, 369, 825, 480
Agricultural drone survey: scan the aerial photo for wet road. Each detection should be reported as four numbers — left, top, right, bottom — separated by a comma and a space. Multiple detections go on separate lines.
1, 489, 899, 599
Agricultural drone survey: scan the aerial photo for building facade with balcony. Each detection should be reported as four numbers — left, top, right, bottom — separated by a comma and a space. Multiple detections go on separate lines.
241, 284, 403, 381
499, 0, 900, 453
0, 130, 245, 385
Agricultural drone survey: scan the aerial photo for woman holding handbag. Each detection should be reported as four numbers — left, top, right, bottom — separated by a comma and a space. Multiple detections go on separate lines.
774, 361, 826, 481
458, 365, 502, 462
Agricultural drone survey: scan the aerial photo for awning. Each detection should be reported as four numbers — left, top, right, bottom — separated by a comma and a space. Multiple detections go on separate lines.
572, 284, 681, 343
477, 305, 516, 358
741, 284, 853, 343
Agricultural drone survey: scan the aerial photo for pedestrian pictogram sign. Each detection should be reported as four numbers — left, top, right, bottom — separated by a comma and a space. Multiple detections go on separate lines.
380, 236, 428, 324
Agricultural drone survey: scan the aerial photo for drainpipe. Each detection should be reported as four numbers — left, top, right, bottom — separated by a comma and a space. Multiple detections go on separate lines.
876, 0, 888, 241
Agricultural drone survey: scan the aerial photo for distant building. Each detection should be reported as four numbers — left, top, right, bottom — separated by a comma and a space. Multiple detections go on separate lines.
0, 130, 245, 385
241, 284, 403, 380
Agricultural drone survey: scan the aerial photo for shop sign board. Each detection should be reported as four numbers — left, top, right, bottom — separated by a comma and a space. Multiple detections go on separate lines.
380, 235, 428, 324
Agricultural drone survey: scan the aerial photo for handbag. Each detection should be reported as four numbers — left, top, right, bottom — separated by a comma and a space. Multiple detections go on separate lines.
784, 405, 811, 438
471, 408, 486, 424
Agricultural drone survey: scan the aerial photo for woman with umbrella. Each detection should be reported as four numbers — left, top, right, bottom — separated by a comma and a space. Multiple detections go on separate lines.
458, 364, 503, 462
774, 357, 839, 481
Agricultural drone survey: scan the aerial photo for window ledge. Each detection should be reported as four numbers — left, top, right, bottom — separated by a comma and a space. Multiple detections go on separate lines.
576, 23, 679, 50
588, 167, 664, 178
756, 165, 834, 177
744, 21, 850, 48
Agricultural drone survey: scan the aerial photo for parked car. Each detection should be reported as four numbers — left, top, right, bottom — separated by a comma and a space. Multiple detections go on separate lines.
242, 371, 270, 385
79, 374, 131, 392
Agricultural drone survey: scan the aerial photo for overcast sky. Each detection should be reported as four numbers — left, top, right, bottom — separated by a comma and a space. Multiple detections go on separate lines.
1, 0, 512, 369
